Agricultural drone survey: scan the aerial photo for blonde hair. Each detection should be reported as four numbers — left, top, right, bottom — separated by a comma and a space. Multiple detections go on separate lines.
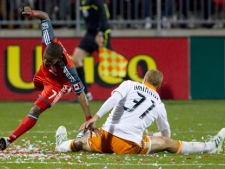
144, 69, 163, 89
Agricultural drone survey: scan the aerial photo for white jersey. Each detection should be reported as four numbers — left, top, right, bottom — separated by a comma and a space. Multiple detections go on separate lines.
101, 80, 170, 145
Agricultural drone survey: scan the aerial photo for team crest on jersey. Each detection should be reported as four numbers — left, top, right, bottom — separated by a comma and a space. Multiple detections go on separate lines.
41, 22, 49, 29
49, 66, 57, 76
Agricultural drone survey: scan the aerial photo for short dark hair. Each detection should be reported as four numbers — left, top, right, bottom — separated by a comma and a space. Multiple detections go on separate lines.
45, 42, 63, 58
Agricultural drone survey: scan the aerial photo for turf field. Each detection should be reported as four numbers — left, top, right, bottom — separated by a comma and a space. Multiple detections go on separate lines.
0, 100, 224, 169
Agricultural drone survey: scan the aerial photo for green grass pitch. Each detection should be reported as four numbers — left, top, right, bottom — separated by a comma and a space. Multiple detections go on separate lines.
0, 100, 224, 169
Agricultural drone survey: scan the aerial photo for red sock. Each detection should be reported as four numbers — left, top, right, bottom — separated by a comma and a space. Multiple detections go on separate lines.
8, 116, 37, 143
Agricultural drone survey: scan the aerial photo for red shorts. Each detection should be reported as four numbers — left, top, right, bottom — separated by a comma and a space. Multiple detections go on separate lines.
33, 73, 71, 112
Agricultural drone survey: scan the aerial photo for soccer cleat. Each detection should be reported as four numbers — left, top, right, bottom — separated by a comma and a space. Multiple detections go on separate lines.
0, 137, 10, 151
55, 126, 68, 152
76, 132, 83, 138
86, 92, 93, 101
211, 128, 225, 153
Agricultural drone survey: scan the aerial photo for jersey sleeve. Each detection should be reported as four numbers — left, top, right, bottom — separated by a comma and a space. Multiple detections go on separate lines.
58, 60, 84, 94
55, 39, 85, 94
63, 65, 84, 94
156, 103, 171, 133
41, 19, 55, 45
112, 80, 133, 98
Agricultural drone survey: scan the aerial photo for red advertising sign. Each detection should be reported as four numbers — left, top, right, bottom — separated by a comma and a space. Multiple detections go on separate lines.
0, 38, 189, 101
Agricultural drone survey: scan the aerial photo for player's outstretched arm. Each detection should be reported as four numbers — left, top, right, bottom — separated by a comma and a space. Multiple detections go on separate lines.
22, 6, 49, 20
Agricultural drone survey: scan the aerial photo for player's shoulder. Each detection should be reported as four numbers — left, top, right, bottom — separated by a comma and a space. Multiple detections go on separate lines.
122, 80, 140, 84
156, 100, 166, 112
121, 80, 139, 87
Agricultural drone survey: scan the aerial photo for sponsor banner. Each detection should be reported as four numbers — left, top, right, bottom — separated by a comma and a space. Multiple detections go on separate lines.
0, 38, 189, 101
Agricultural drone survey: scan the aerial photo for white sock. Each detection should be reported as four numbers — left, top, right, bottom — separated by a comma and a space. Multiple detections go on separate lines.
181, 141, 214, 154
58, 140, 73, 152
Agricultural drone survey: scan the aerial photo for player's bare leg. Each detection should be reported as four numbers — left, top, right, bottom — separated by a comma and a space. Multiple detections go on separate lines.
150, 136, 179, 153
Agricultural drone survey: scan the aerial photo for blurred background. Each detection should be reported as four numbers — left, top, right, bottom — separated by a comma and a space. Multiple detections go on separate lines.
1, 0, 225, 35
0, 0, 225, 100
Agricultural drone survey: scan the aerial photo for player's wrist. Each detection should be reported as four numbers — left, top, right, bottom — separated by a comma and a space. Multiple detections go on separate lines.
86, 115, 92, 121
29, 10, 49, 20
30, 10, 35, 17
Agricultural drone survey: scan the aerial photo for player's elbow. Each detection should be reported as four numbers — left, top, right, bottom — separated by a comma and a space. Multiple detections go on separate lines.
161, 128, 171, 138
39, 12, 49, 20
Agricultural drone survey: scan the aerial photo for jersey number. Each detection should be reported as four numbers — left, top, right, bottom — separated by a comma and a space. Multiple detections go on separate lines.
139, 100, 155, 119
123, 92, 156, 119
123, 92, 146, 112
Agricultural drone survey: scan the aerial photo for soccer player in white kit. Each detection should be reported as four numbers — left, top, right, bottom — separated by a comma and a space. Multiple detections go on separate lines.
55, 69, 225, 154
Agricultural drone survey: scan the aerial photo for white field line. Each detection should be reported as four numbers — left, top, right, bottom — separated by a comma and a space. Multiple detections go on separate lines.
0, 161, 225, 166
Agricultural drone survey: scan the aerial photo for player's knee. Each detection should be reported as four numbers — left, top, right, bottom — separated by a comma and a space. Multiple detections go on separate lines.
29, 105, 41, 117
73, 140, 83, 151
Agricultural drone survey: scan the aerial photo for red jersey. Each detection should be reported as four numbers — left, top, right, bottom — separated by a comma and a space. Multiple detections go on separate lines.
35, 19, 84, 94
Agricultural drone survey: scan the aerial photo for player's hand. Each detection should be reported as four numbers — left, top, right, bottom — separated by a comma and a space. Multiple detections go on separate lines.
95, 32, 104, 47
88, 123, 102, 138
145, 129, 153, 136
21, 6, 49, 20
79, 115, 102, 137
80, 123, 102, 138
22, 6, 32, 17
79, 114, 99, 130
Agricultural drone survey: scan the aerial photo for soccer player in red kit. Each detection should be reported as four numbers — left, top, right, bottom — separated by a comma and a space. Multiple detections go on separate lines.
0, 6, 96, 151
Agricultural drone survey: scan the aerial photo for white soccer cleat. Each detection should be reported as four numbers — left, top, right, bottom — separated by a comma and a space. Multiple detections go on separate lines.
76, 132, 83, 138
55, 126, 68, 152
211, 128, 225, 153
0, 137, 10, 151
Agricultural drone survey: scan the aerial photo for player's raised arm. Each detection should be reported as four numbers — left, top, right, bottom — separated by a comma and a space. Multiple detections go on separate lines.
22, 6, 49, 20
22, 6, 55, 47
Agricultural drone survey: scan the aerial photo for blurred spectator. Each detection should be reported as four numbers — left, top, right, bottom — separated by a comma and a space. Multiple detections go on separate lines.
161, 0, 173, 28
70, 0, 76, 20
34, 0, 53, 18
1, 0, 225, 30
130, 0, 142, 28
1, 0, 34, 28
213, 0, 225, 8
144, 0, 152, 29
143, 0, 173, 29
108, 0, 120, 20
0, 0, 6, 21
132, 0, 173, 29
182, 0, 215, 28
